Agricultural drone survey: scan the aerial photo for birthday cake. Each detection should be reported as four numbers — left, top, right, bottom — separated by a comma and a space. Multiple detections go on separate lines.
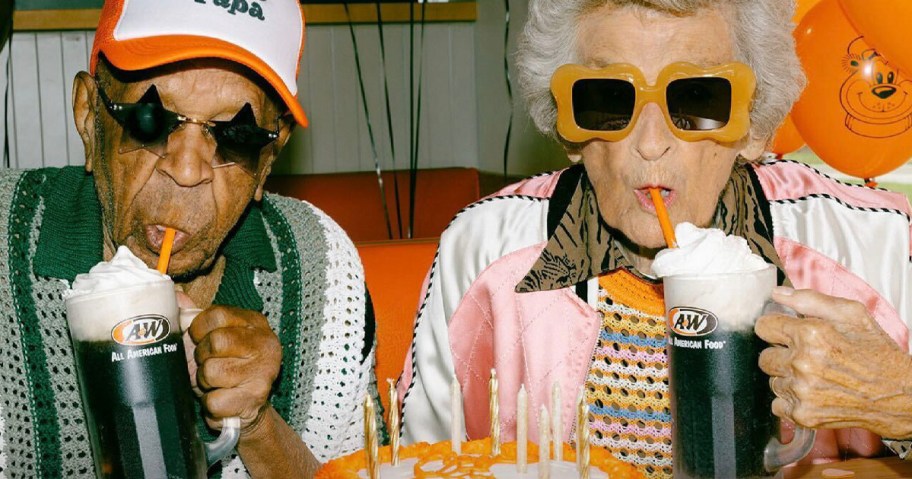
316, 438, 645, 479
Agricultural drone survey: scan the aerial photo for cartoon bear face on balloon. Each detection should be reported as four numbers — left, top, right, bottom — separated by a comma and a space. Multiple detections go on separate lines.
840, 37, 912, 138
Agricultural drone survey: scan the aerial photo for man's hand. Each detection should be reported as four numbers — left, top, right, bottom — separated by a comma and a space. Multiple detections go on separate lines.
177, 295, 318, 477
188, 306, 282, 434
755, 287, 912, 440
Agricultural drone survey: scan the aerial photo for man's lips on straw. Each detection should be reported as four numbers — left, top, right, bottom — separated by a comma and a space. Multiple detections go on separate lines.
146, 225, 190, 253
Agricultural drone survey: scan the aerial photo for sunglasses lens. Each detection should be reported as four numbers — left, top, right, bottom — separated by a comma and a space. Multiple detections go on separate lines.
118, 104, 176, 156
213, 124, 275, 173
666, 77, 732, 131
572, 79, 636, 131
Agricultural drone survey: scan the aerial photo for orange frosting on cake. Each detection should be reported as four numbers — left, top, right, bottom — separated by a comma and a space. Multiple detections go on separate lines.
317, 438, 646, 479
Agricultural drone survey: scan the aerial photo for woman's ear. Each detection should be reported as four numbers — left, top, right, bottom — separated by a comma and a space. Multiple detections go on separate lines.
73, 72, 98, 172
739, 133, 768, 162
565, 146, 583, 164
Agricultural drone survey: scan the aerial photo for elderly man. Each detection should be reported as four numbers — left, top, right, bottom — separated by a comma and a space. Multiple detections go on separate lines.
0, 0, 377, 477
397, 0, 912, 478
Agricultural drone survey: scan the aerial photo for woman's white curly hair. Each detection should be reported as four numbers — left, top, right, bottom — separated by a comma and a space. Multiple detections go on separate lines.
516, 0, 806, 146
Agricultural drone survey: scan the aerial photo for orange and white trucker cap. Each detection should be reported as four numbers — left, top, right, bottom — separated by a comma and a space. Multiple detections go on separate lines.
90, 0, 308, 127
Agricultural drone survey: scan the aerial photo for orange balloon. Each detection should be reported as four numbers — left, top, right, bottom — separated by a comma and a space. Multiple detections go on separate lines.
791, 0, 912, 179
793, 0, 822, 23
770, 115, 805, 157
840, 0, 912, 77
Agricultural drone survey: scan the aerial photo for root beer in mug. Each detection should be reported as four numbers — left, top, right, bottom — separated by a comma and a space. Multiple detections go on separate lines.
653, 224, 815, 479
65, 246, 238, 479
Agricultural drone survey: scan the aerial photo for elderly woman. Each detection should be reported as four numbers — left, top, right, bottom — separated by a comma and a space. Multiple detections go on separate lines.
396, 0, 912, 477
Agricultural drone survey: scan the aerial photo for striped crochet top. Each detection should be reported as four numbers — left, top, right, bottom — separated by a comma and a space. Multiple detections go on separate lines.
585, 269, 671, 479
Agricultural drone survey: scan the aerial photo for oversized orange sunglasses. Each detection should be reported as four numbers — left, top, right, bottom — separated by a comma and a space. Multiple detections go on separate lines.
551, 62, 756, 143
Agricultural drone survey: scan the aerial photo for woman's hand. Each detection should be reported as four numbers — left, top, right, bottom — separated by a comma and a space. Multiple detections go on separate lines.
755, 288, 912, 440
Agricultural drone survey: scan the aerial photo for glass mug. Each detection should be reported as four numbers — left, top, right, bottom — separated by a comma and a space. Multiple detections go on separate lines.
663, 265, 816, 478
65, 280, 239, 478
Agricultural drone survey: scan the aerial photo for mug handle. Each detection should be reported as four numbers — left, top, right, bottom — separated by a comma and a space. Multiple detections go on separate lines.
764, 426, 816, 472
179, 308, 243, 466
760, 301, 817, 471
206, 417, 242, 465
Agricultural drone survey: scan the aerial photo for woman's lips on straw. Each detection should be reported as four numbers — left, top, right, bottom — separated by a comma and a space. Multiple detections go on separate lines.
146, 225, 190, 253
636, 186, 675, 211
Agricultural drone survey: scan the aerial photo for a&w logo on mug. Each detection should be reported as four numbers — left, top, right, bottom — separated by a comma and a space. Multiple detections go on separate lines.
111, 315, 171, 346
668, 307, 719, 337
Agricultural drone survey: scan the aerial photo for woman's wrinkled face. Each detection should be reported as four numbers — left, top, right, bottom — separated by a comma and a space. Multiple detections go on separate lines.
84, 63, 288, 277
574, 5, 764, 250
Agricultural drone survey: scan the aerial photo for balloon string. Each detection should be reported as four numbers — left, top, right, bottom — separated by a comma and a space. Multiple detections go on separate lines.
407, 0, 427, 240
864, 178, 878, 188
375, 1, 404, 239
345, 4, 394, 240
502, 0, 513, 179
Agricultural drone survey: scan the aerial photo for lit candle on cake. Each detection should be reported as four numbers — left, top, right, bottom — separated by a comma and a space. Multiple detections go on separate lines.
538, 405, 551, 479
387, 379, 400, 466
490, 368, 500, 456
451, 378, 463, 454
551, 382, 562, 462
576, 395, 590, 479
517, 385, 528, 473
363, 395, 379, 479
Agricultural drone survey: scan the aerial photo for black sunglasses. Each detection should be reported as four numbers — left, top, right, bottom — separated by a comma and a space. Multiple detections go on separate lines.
97, 84, 280, 177
572, 77, 733, 132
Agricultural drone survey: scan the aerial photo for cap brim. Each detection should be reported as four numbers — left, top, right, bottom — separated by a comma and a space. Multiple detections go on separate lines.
97, 34, 308, 127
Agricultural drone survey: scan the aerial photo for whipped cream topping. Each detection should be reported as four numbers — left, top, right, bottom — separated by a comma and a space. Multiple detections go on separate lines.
651, 222, 768, 277
65, 246, 170, 299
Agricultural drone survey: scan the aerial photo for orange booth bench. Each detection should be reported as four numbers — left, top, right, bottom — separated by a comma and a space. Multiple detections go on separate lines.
356, 239, 438, 417
266, 168, 483, 242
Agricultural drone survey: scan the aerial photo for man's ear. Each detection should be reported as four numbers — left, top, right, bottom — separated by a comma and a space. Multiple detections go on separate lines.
73, 72, 98, 172
275, 114, 296, 151
253, 158, 274, 201
739, 133, 767, 162
253, 115, 295, 201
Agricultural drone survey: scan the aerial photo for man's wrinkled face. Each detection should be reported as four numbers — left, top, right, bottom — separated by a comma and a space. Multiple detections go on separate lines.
574, 6, 764, 250
87, 63, 286, 277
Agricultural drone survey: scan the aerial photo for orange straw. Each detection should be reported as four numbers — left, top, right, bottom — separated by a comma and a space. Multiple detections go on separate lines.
649, 188, 677, 248
156, 228, 176, 274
